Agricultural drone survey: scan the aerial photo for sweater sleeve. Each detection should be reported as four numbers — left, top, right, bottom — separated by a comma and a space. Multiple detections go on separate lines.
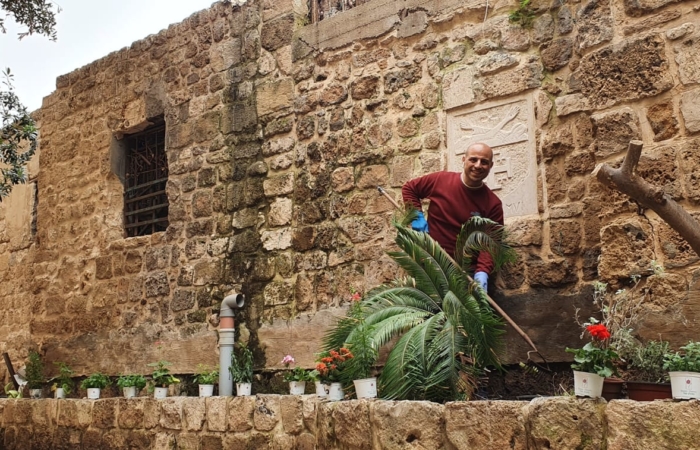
402, 173, 437, 211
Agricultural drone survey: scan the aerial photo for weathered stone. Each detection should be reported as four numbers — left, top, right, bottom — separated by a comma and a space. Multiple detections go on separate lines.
646, 101, 679, 141
445, 401, 528, 450
350, 75, 380, 100
557, 6, 573, 34
576, 35, 673, 109
297, 115, 316, 140
261, 228, 292, 250
320, 83, 348, 106
145, 271, 170, 297
182, 398, 206, 431
257, 79, 294, 117
527, 255, 578, 287
396, 117, 419, 137
636, 144, 683, 200
475, 52, 519, 75
599, 217, 655, 282
591, 108, 641, 158
680, 139, 700, 204
205, 397, 228, 432
269, 197, 293, 226
95, 256, 113, 280
384, 63, 421, 94
674, 34, 700, 85
264, 173, 295, 197
550, 219, 582, 255
254, 395, 280, 431
623, 9, 681, 35
474, 62, 541, 100
680, 88, 700, 133
261, 14, 293, 51
160, 398, 183, 430
666, 22, 695, 40
440, 44, 466, 68
337, 216, 386, 243
331, 400, 372, 449
527, 397, 606, 450
228, 396, 255, 432
555, 94, 591, 117
331, 167, 354, 192
576, 0, 613, 51
532, 14, 554, 45
565, 151, 595, 176
280, 395, 304, 435
507, 218, 543, 246
540, 38, 573, 72
373, 401, 445, 450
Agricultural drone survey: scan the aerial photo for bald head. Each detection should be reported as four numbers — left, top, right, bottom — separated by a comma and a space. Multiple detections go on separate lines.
461, 142, 493, 188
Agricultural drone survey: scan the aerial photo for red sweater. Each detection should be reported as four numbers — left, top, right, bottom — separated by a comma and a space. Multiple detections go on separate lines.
402, 171, 504, 274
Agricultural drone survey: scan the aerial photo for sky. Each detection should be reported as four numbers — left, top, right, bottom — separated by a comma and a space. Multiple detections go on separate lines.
1, 0, 223, 112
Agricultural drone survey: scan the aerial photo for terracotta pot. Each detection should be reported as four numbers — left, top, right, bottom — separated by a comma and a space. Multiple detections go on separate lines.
626, 381, 672, 401
602, 378, 624, 401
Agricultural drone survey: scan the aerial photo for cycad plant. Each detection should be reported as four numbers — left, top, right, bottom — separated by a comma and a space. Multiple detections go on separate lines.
324, 213, 516, 402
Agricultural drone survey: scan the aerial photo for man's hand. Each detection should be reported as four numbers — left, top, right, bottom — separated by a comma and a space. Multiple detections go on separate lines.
411, 212, 429, 232
474, 272, 488, 291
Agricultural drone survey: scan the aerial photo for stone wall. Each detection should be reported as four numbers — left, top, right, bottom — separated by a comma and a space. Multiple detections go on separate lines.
1, 0, 700, 379
1, 396, 699, 449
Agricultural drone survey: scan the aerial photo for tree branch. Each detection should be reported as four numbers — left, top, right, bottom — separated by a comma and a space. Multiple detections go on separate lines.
593, 140, 700, 258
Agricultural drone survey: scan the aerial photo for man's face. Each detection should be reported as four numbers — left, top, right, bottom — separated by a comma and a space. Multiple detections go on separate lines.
461, 145, 494, 187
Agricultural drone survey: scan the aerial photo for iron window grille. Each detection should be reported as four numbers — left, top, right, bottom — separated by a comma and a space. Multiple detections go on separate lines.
123, 122, 169, 237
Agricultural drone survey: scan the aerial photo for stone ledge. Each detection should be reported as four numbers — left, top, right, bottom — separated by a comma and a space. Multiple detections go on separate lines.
1, 396, 697, 449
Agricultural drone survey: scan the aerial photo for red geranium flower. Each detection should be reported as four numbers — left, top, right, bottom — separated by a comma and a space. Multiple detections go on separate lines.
586, 324, 611, 340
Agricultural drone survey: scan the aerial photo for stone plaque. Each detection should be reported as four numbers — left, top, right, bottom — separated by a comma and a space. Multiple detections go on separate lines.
447, 96, 537, 218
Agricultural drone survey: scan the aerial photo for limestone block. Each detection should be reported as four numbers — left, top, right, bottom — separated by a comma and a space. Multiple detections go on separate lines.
254, 395, 281, 432
474, 61, 541, 101
280, 395, 304, 435
372, 401, 445, 450
257, 79, 294, 117
31, 400, 54, 427
666, 22, 694, 40
261, 228, 292, 251
442, 66, 474, 110
646, 101, 679, 141
160, 398, 184, 430
263, 136, 296, 157
607, 400, 700, 450
264, 173, 295, 197
591, 108, 641, 158
92, 399, 118, 429
301, 396, 319, 435
635, 144, 682, 200
320, 83, 349, 106
269, 198, 293, 226
264, 281, 294, 306
270, 152, 294, 171
576, 0, 613, 51
152, 433, 176, 450
332, 400, 371, 450
554, 94, 591, 117
261, 14, 294, 52
680, 139, 700, 204
205, 397, 228, 432
674, 34, 700, 85
232, 208, 260, 230
541, 38, 573, 72
331, 167, 355, 192
228, 396, 255, 432
680, 88, 700, 133
118, 399, 145, 429
506, 217, 543, 246
145, 271, 170, 297
532, 14, 554, 45
564, 151, 595, 176
356, 165, 389, 190
624, 0, 688, 16
599, 217, 655, 282
182, 398, 206, 431
527, 397, 605, 450
550, 219, 582, 256
337, 216, 386, 243
445, 401, 528, 450
576, 35, 673, 109
527, 255, 578, 288
623, 9, 681, 36
351, 75, 380, 100
384, 63, 422, 94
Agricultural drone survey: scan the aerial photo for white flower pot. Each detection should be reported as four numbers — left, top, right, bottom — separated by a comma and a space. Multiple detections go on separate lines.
315, 381, 328, 397
30, 389, 42, 399
123, 386, 137, 399
289, 381, 306, 395
328, 382, 344, 401
236, 382, 252, 396
199, 384, 214, 397
55, 388, 65, 399
353, 377, 377, 399
87, 388, 101, 399
669, 371, 700, 399
154, 387, 168, 399
573, 371, 604, 398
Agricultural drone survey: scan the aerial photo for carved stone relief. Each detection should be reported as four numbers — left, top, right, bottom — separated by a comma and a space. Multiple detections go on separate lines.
446, 96, 538, 218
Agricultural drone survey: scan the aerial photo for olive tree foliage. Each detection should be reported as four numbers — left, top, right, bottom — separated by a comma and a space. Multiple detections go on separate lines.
0, 0, 60, 201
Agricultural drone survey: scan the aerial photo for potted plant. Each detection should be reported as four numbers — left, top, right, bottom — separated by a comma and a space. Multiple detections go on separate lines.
623, 340, 672, 401
80, 373, 111, 399
281, 354, 315, 395
194, 364, 219, 397
25, 351, 46, 399
663, 341, 700, 400
51, 362, 74, 399
566, 322, 617, 398
148, 360, 180, 399
116, 374, 148, 399
230, 345, 254, 396
315, 348, 354, 401
345, 302, 379, 399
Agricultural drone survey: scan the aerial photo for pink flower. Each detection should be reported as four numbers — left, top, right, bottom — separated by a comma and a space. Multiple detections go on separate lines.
351, 292, 361, 301
281, 355, 295, 367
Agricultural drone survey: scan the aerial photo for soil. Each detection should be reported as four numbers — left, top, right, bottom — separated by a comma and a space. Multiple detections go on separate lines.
481, 362, 575, 400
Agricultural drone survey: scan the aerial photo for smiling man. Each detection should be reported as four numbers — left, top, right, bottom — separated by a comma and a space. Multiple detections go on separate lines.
401, 142, 504, 291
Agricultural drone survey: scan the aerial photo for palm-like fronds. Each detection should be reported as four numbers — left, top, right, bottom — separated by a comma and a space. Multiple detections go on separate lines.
455, 215, 518, 273
323, 216, 509, 402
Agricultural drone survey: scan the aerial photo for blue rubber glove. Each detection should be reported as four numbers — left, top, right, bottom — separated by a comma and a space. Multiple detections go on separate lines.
474, 271, 488, 291
411, 211, 429, 233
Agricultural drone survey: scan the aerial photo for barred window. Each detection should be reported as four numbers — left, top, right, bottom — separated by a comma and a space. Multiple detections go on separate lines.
123, 120, 169, 237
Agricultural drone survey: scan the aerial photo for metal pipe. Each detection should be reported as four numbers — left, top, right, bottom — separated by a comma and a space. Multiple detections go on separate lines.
219, 292, 245, 396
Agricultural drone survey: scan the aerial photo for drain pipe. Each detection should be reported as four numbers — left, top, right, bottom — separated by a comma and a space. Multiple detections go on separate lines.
219, 292, 245, 396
